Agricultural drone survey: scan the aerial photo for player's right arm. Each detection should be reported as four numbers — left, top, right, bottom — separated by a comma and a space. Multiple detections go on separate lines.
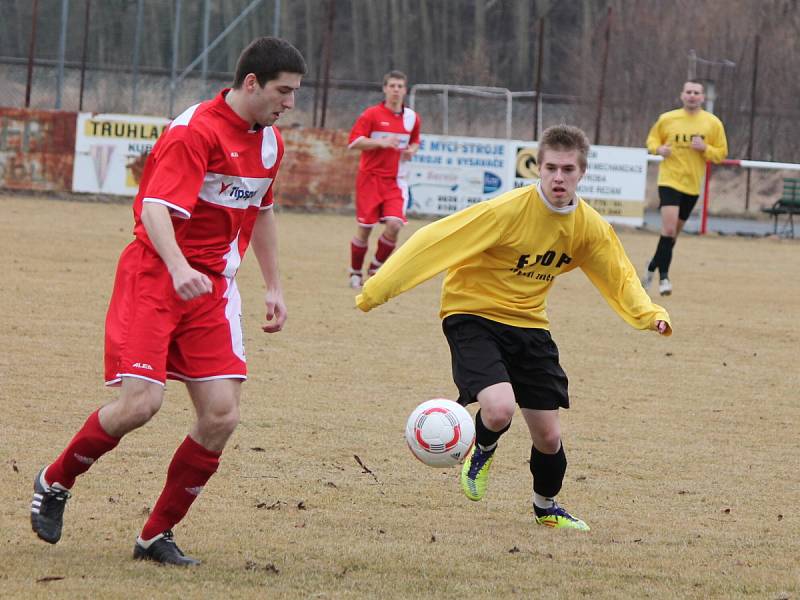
138, 128, 212, 301
646, 116, 670, 157
356, 202, 502, 312
348, 107, 399, 152
140, 202, 212, 301
349, 136, 399, 151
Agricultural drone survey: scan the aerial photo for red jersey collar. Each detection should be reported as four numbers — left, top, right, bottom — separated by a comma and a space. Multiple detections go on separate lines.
215, 88, 264, 132
380, 101, 405, 117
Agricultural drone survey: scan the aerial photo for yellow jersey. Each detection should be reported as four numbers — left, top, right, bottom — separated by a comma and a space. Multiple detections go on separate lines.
356, 183, 671, 335
646, 108, 728, 195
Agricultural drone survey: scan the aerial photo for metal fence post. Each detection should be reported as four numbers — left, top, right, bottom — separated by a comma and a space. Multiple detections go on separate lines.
25, 0, 40, 108
169, 0, 182, 117
273, 0, 281, 36
131, 0, 144, 113
202, 0, 210, 83
79, 0, 91, 111
56, 0, 70, 109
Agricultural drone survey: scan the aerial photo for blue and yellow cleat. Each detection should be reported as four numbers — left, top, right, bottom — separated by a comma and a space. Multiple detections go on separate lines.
460, 445, 495, 501
535, 503, 590, 531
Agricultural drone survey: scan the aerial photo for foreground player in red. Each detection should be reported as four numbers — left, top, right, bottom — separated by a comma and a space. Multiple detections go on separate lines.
29, 37, 306, 566
347, 70, 421, 289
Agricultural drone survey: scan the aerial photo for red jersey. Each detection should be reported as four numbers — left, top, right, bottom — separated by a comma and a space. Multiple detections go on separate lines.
348, 103, 420, 177
133, 89, 283, 278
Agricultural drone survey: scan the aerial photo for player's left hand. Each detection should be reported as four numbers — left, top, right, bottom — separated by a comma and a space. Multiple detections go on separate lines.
655, 320, 669, 335
262, 289, 287, 333
690, 136, 706, 152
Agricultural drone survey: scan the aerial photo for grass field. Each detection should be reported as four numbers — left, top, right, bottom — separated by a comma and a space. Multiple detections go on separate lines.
1, 193, 798, 599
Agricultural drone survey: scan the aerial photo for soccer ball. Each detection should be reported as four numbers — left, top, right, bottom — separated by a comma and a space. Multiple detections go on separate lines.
405, 399, 476, 467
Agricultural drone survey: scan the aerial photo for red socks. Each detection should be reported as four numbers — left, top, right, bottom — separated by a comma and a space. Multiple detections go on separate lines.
44, 412, 222, 540
350, 237, 368, 274
368, 234, 396, 275
46, 410, 120, 490
140, 435, 221, 541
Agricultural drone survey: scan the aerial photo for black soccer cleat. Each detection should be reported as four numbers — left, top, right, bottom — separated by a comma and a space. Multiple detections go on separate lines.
30, 467, 72, 544
133, 530, 201, 566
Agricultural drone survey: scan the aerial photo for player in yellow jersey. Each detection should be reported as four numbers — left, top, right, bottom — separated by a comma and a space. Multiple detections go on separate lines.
642, 80, 728, 295
356, 125, 671, 531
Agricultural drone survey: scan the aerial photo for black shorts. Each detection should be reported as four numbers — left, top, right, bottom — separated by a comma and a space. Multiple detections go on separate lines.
658, 186, 699, 221
442, 314, 569, 410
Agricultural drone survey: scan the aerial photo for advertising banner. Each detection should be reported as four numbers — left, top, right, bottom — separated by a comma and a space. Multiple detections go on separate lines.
72, 113, 169, 195
405, 134, 508, 215
408, 134, 647, 226
510, 142, 648, 225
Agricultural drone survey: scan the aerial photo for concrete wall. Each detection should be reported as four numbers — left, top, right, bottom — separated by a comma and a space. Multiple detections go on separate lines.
0, 108, 75, 192
275, 127, 358, 212
0, 108, 359, 211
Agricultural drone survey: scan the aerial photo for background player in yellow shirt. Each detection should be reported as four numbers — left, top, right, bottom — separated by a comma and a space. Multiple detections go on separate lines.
357, 125, 671, 530
642, 80, 728, 295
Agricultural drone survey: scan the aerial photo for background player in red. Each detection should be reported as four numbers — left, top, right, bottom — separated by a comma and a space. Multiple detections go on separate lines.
347, 70, 421, 289
29, 37, 306, 566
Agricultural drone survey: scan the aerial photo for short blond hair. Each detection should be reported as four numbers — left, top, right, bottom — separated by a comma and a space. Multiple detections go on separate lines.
537, 125, 590, 171
383, 70, 408, 86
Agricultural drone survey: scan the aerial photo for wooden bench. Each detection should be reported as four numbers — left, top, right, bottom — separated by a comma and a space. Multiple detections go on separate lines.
762, 177, 800, 238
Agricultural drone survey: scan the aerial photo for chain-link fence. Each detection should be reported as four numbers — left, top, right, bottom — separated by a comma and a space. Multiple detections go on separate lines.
4, 0, 800, 162
0, 0, 586, 142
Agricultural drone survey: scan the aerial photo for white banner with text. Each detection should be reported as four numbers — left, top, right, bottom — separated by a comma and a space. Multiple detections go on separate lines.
72, 112, 169, 196
407, 134, 647, 226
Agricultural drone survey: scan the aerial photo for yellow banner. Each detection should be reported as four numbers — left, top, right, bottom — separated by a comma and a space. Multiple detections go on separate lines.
83, 120, 167, 140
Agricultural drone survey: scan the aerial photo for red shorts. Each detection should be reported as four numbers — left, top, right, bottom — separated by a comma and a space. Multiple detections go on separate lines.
104, 240, 246, 386
355, 171, 408, 226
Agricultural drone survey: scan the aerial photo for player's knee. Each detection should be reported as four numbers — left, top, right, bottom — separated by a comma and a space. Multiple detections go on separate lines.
200, 405, 240, 440
536, 430, 562, 454
122, 392, 162, 428
662, 225, 677, 237
481, 402, 515, 430
384, 221, 403, 239
219, 407, 241, 436
356, 226, 371, 243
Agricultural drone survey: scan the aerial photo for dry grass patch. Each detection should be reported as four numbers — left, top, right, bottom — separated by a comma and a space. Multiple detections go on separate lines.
1, 194, 798, 599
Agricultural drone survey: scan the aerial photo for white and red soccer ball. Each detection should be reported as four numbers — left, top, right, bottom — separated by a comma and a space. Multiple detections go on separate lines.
405, 399, 475, 467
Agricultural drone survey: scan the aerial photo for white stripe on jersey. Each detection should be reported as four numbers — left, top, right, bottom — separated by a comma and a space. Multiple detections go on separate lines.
170, 103, 201, 128
371, 130, 411, 149
198, 173, 273, 210
347, 135, 365, 150
261, 126, 278, 168
222, 234, 242, 278
142, 197, 191, 219
403, 107, 417, 132
224, 277, 245, 361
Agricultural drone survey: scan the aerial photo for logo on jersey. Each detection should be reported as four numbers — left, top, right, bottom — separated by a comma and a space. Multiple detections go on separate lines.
132, 362, 154, 370
200, 173, 271, 209
510, 251, 572, 281
218, 180, 256, 201
185, 486, 204, 496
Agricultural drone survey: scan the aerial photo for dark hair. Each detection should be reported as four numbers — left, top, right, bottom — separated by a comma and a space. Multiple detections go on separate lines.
383, 70, 408, 86
537, 125, 591, 171
233, 37, 307, 89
